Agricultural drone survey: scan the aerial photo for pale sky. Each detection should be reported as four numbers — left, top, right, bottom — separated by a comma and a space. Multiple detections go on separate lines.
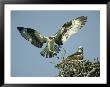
11, 10, 100, 77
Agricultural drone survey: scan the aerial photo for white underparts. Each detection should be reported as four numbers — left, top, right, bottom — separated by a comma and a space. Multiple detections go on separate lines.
47, 38, 56, 53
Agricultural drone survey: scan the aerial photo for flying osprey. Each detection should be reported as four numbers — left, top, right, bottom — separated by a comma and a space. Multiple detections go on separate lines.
17, 16, 87, 58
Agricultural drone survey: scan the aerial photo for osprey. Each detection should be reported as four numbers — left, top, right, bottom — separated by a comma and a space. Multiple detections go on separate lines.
17, 16, 87, 58
55, 46, 84, 70
68, 46, 83, 60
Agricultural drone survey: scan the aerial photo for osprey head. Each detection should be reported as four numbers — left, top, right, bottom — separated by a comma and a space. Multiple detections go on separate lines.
78, 46, 83, 53
49, 36, 55, 40
78, 46, 83, 49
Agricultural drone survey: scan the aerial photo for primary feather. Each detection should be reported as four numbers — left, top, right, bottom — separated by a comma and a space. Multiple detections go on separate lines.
54, 16, 87, 44
17, 16, 87, 58
17, 27, 47, 48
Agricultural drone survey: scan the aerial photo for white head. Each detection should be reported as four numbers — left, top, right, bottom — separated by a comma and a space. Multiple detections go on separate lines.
78, 46, 83, 49
50, 36, 55, 38
78, 46, 83, 53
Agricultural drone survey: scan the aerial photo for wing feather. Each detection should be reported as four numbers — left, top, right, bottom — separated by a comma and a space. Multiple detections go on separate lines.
17, 27, 47, 48
54, 16, 87, 45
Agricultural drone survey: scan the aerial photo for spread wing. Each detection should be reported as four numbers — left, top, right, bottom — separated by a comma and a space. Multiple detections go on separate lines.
54, 16, 87, 45
17, 27, 47, 48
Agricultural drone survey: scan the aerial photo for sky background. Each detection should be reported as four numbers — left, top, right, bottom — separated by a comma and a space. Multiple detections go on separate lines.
11, 10, 100, 77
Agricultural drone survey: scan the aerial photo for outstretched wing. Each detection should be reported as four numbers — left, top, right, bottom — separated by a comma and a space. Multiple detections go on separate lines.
54, 16, 87, 45
17, 27, 47, 48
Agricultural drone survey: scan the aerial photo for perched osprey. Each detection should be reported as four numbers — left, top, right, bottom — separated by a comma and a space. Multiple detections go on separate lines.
55, 46, 84, 71
17, 16, 87, 58
68, 46, 83, 60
